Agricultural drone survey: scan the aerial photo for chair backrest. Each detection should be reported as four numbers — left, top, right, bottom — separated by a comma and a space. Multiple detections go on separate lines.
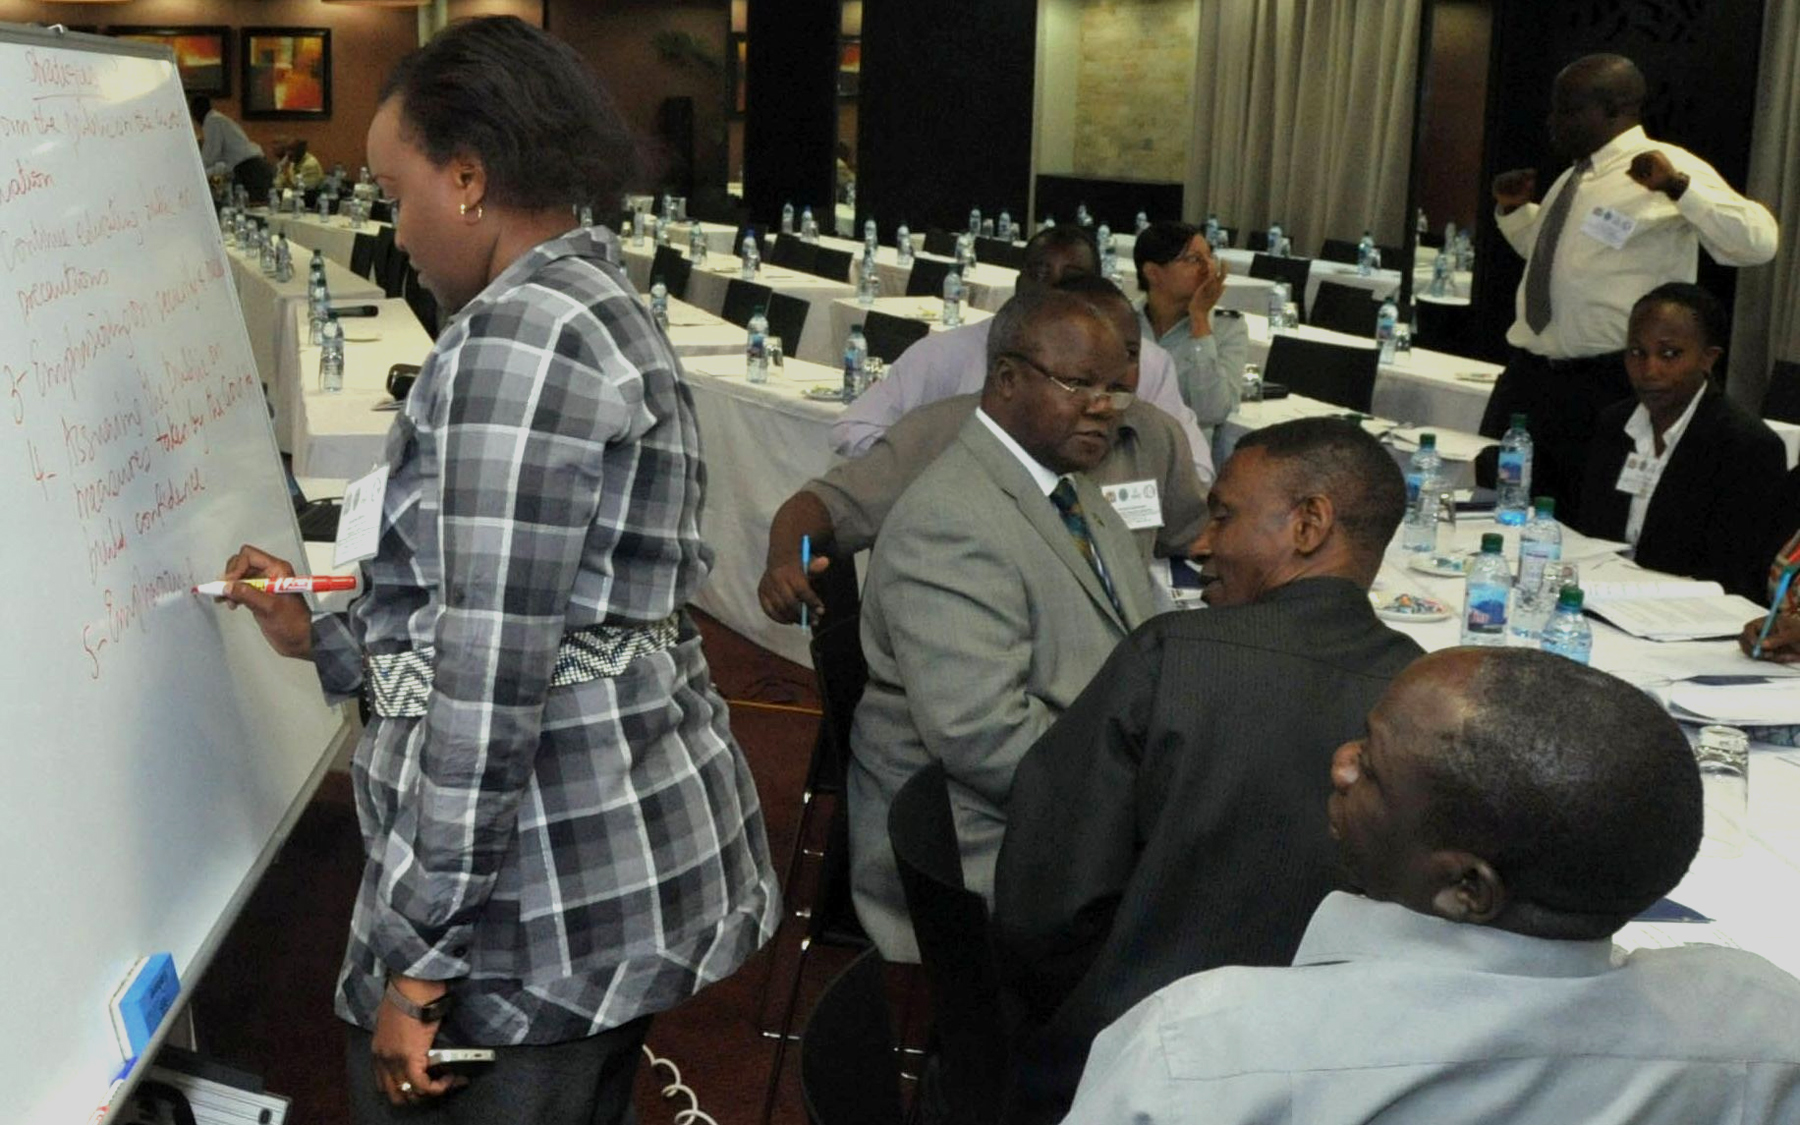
403, 266, 440, 340
800, 949, 906, 1125
379, 244, 410, 299
764, 291, 811, 356
976, 236, 1026, 269
370, 225, 396, 285
721, 278, 773, 329
1316, 237, 1362, 265
922, 228, 959, 257
369, 200, 394, 224
904, 256, 954, 298
861, 311, 932, 365
771, 234, 821, 276
1248, 253, 1315, 322
1265, 333, 1381, 413
888, 761, 1009, 1125
350, 231, 378, 280
1308, 280, 1382, 338
651, 244, 692, 301
1763, 359, 1800, 425
812, 246, 854, 282
808, 609, 867, 794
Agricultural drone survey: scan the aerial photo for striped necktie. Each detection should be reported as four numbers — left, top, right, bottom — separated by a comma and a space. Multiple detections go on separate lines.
1523, 158, 1591, 335
1050, 477, 1122, 618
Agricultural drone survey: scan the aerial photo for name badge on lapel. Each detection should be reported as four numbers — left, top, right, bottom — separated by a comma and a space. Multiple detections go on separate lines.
1580, 205, 1637, 249
1614, 453, 1658, 498
1100, 480, 1165, 530
333, 464, 389, 567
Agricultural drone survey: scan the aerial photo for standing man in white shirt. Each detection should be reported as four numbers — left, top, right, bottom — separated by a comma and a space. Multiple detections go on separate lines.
1483, 53, 1777, 522
190, 95, 275, 198
1133, 220, 1251, 439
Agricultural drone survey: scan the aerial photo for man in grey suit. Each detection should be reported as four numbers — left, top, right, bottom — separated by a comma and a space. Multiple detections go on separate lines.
848, 289, 1159, 962
993, 417, 1425, 1125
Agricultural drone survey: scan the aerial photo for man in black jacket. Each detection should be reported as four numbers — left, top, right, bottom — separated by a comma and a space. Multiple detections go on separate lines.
993, 418, 1425, 1125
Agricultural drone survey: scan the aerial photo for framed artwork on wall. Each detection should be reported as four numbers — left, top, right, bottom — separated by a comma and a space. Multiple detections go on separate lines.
241, 27, 331, 120
110, 26, 230, 96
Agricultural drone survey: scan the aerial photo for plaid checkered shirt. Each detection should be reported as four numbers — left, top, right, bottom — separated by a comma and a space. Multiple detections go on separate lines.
309, 226, 779, 1043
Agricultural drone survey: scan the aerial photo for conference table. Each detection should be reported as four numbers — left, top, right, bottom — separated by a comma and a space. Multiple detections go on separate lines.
226, 243, 384, 418
660, 296, 752, 358
1217, 247, 1404, 311
256, 210, 390, 272
825, 296, 995, 357
281, 299, 434, 479
618, 244, 856, 366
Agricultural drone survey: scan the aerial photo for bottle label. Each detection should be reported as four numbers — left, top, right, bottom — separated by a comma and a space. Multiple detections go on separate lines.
1465, 584, 1508, 633
1498, 451, 1525, 487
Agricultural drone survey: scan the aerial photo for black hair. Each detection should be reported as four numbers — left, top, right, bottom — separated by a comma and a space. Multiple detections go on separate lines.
1632, 281, 1725, 351
1053, 272, 1130, 309
1561, 53, 1646, 117
188, 95, 211, 123
1420, 649, 1702, 939
378, 16, 642, 213
1234, 417, 1407, 558
1021, 224, 1100, 278
1132, 220, 1201, 292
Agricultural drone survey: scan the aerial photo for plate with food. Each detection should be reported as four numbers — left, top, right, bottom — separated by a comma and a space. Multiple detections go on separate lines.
1373, 593, 1452, 623
1406, 553, 1470, 577
802, 385, 847, 403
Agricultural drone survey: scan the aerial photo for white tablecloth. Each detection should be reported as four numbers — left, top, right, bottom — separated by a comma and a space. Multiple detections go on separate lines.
1217, 248, 1403, 312
1218, 395, 1489, 491
227, 245, 383, 435
659, 297, 749, 359
282, 300, 432, 479
825, 295, 994, 358
620, 245, 857, 367
263, 212, 389, 272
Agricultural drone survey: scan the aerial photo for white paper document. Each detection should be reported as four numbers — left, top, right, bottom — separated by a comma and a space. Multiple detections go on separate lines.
1582, 579, 1764, 641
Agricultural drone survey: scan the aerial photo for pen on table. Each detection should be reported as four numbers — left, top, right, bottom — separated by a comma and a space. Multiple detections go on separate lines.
1751, 565, 1798, 659
799, 535, 812, 631
193, 575, 359, 596
328, 304, 381, 317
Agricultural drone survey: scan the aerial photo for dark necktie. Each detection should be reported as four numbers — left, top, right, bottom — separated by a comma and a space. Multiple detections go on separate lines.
1050, 477, 1122, 618
1523, 158, 1591, 335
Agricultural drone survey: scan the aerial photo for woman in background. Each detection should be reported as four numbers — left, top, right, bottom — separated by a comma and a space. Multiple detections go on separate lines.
220, 17, 778, 1123
1575, 282, 1786, 600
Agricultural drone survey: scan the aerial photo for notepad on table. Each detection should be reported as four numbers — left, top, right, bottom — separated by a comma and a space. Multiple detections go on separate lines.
1581, 579, 1764, 641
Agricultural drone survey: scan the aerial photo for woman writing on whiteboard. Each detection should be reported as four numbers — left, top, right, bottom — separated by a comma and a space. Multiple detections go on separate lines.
220, 17, 778, 1123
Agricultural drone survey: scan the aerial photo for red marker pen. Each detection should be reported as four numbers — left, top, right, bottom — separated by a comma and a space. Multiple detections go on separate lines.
192, 575, 358, 596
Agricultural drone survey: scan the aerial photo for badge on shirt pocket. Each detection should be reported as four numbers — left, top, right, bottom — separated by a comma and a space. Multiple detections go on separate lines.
333, 463, 389, 567
1101, 480, 1165, 530
1614, 453, 1657, 498
1580, 205, 1637, 249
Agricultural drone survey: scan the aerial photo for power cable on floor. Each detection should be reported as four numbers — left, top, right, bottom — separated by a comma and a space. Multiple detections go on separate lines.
641, 1044, 719, 1125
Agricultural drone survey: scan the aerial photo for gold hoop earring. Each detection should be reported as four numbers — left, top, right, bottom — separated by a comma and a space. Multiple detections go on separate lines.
459, 202, 484, 221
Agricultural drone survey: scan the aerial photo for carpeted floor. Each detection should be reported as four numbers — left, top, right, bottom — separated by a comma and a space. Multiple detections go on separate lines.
187, 611, 899, 1124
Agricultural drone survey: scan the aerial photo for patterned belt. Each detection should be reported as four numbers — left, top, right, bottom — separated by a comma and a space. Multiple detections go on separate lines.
362, 614, 682, 719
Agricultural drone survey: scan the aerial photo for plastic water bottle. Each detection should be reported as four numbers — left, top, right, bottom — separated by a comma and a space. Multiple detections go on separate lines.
1443, 220, 1458, 252
1208, 224, 1229, 254
1402, 434, 1443, 554
998, 210, 1013, 241
318, 316, 344, 393
654, 217, 670, 247
219, 205, 234, 241
1096, 223, 1112, 252
266, 187, 279, 212
1540, 586, 1593, 664
579, 205, 594, 228
740, 235, 761, 280
955, 233, 975, 274
1496, 413, 1534, 526
864, 218, 878, 251
942, 268, 964, 328
800, 206, 818, 242
1461, 533, 1511, 646
781, 202, 795, 235
1266, 281, 1289, 333
649, 279, 669, 330
842, 326, 867, 401
896, 223, 914, 265
1135, 210, 1149, 235
969, 207, 982, 237
308, 280, 329, 346
1416, 207, 1428, 240
1075, 203, 1092, 228
1511, 497, 1562, 640
982, 218, 995, 238
746, 307, 770, 384
1267, 222, 1283, 255
633, 211, 648, 247
1040, 214, 1055, 232
1205, 215, 1220, 244
1357, 231, 1375, 276
857, 248, 879, 306
1429, 252, 1451, 297
688, 220, 707, 266
274, 235, 293, 283
258, 228, 277, 276
1376, 297, 1399, 363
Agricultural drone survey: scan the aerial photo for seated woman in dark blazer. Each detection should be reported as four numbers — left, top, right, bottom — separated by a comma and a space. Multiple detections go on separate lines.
1575, 283, 1787, 601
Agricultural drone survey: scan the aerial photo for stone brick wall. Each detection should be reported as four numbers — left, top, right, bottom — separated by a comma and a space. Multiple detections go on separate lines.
1071, 0, 1196, 181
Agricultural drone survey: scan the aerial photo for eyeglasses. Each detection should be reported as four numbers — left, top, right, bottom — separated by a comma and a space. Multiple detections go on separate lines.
1169, 251, 1209, 266
1002, 353, 1134, 410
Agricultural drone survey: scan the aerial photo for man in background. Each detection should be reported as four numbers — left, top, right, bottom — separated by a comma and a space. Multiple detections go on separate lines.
190, 96, 274, 198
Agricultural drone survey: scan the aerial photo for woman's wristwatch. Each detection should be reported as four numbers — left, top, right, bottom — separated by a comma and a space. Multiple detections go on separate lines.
384, 981, 454, 1023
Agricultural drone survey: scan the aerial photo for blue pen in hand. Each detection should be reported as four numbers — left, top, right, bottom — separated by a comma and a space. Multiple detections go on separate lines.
1751, 566, 1796, 659
800, 534, 812, 631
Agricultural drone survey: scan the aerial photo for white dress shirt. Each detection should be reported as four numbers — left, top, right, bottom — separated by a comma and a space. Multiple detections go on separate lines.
1137, 306, 1250, 433
198, 110, 264, 178
1619, 385, 1704, 547
829, 318, 1215, 485
1497, 125, 1778, 359
974, 407, 1061, 496
1065, 892, 1800, 1125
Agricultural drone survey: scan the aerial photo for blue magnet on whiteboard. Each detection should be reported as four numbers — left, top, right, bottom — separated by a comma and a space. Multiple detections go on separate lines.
109, 952, 179, 1059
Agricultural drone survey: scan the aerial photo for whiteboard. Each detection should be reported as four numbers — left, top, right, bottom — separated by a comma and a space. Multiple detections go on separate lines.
0, 25, 351, 1123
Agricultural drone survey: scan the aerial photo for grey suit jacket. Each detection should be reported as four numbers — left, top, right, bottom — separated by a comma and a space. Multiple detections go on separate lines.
847, 413, 1158, 962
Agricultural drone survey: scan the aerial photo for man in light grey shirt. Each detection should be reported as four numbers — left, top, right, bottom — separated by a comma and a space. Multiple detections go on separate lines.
1064, 647, 1800, 1125
1134, 220, 1249, 437
190, 95, 274, 197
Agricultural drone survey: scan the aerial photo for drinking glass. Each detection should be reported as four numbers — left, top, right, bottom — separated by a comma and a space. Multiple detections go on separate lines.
1695, 725, 1749, 859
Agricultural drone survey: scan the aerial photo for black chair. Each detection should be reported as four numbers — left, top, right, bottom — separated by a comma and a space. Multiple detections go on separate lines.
976, 236, 1026, 269
904, 257, 954, 298
1308, 280, 1382, 337
766, 291, 812, 357
1244, 228, 1268, 252
1265, 333, 1381, 413
349, 231, 378, 281
369, 225, 397, 287
770, 233, 821, 277
812, 246, 855, 283
889, 761, 1008, 1125
722, 278, 774, 329
379, 244, 410, 299
758, 609, 873, 1125
800, 949, 907, 1125
403, 266, 440, 340
922, 228, 959, 257
1248, 252, 1315, 322
650, 244, 692, 300
1317, 237, 1363, 265
1763, 360, 1800, 425
862, 311, 931, 364
369, 199, 394, 224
